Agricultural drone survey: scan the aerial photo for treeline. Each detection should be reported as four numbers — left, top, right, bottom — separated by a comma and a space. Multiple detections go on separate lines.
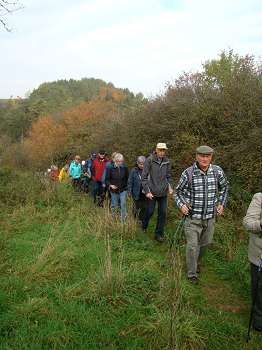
1, 50, 261, 195
0, 78, 143, 142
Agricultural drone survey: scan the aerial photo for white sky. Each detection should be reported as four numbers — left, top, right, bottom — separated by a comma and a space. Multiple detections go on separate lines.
1, 0, 261, 98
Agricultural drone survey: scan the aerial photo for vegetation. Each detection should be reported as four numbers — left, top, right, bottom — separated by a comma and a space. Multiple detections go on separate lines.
0, 170, 261, 349
1, 51, 261, 195
0, 50, 261, 348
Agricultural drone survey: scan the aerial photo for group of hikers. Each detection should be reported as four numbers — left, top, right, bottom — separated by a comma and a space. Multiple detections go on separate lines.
47, 142, 262, 335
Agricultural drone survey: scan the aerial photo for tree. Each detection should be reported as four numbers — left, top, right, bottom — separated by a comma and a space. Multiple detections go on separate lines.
0, 0, 23, 31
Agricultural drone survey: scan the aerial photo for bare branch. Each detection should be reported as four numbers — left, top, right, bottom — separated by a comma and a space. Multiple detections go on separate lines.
0, 0, 23, 31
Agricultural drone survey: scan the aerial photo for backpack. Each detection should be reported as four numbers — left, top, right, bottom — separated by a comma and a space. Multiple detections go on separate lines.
186, 164, 219, 192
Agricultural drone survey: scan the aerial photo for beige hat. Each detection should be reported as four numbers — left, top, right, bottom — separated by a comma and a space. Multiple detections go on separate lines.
156, 142, 168, 150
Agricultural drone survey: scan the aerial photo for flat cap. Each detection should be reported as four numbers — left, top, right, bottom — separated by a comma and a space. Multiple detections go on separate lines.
196, 145, 214, 154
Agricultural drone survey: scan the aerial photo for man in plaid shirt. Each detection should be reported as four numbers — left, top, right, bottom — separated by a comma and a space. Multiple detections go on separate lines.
175, 145, 229, 284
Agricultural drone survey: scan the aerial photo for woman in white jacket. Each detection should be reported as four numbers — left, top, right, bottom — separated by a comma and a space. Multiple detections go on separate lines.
243, 193, 262, 332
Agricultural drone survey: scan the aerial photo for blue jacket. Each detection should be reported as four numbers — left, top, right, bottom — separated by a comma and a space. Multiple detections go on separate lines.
128, 167, 143, 200
69, 161, 82, 179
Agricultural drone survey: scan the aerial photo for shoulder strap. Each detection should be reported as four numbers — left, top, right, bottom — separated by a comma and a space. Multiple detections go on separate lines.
185, 166, 194, 187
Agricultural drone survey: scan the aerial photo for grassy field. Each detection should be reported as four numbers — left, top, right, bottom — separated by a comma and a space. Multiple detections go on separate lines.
0, 173, 261, 349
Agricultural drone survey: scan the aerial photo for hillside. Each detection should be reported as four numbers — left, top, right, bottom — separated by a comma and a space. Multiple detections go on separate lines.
0, 78, 143, 142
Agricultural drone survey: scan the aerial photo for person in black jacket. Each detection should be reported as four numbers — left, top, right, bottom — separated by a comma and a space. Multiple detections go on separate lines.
141, 143, 173, 242
106, 153, 129, 222
127, 156, 146, 223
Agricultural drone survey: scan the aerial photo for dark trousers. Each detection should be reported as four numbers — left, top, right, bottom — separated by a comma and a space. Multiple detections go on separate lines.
72, 178, 81, 191
142, 196, 167, 237
93, 181, 105, 206
251, 263, 262, 328
133, 194, 147, 222
82, 176, 91, 193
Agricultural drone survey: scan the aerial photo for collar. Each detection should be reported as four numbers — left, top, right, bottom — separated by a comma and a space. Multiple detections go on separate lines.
194, 162, 213, 175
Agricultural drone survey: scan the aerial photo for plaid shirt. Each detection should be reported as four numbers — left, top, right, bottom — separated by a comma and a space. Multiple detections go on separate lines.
175, 162, 229, 219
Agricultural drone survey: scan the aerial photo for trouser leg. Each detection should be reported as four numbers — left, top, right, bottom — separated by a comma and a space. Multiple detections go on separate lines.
185, 218, 202, 278
93, 181, 98, 202
199, 218, 215, 260
142, 197, 156, 230
110, 192, 120, 216
138, 194, 147, 222
155, 196, 167, 237
119, 191, 127, 222
251, 263, 262, 329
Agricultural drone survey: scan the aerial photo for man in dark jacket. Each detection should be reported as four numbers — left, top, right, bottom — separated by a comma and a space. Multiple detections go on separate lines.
141, 143, 173, 242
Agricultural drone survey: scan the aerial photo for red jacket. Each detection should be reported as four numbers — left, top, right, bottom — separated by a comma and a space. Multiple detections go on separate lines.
92, 158, 107, 181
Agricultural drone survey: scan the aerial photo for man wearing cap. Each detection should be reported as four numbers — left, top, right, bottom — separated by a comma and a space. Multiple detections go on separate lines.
142, 143, 173, 242
175, 145, 229, 284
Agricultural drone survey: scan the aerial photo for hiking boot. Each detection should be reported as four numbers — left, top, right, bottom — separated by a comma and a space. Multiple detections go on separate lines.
155, 236, 165, 243
188, 276, 198, 285
253, 325, 262, 332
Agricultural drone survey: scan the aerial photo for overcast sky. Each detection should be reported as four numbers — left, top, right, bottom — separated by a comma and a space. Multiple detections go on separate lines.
1, 0, 261, 98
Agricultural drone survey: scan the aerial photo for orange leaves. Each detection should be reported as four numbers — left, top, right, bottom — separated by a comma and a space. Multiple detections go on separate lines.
99, 86, 125, 103
24, 115, 67, 167
24, 99, 117, 167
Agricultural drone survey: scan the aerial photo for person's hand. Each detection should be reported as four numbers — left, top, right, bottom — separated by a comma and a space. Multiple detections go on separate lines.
102, 184, 106, 188
168, 187, 174, 195
180, 204, 189, 215
110, 185, 118, 190
216, 204, 224, 216
146, 192, 154, 200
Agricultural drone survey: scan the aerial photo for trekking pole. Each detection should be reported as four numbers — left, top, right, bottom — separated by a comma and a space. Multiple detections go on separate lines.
246, 255, 262, 342
169, 215, 186, 250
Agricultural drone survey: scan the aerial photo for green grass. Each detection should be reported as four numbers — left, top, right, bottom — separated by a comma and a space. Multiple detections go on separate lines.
0, 174, 262, 349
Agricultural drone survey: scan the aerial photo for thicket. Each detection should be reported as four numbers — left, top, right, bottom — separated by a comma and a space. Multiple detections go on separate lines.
1, 50, 261, 196
95, 51, 261, 193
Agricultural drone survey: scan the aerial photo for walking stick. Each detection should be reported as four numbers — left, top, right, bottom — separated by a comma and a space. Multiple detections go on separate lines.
246, 255, 262, 342
169, 215, 186, 250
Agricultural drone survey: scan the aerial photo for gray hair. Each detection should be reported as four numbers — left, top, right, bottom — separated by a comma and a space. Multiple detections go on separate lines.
114, 153, 124, 162
137, 156, 146, 164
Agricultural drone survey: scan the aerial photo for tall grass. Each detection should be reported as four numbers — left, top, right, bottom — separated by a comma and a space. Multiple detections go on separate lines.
0, 169, 261, 349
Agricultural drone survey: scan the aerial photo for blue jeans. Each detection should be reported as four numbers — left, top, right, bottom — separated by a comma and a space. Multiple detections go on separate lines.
110, 191, 127, 222
142, 196, 167, 237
